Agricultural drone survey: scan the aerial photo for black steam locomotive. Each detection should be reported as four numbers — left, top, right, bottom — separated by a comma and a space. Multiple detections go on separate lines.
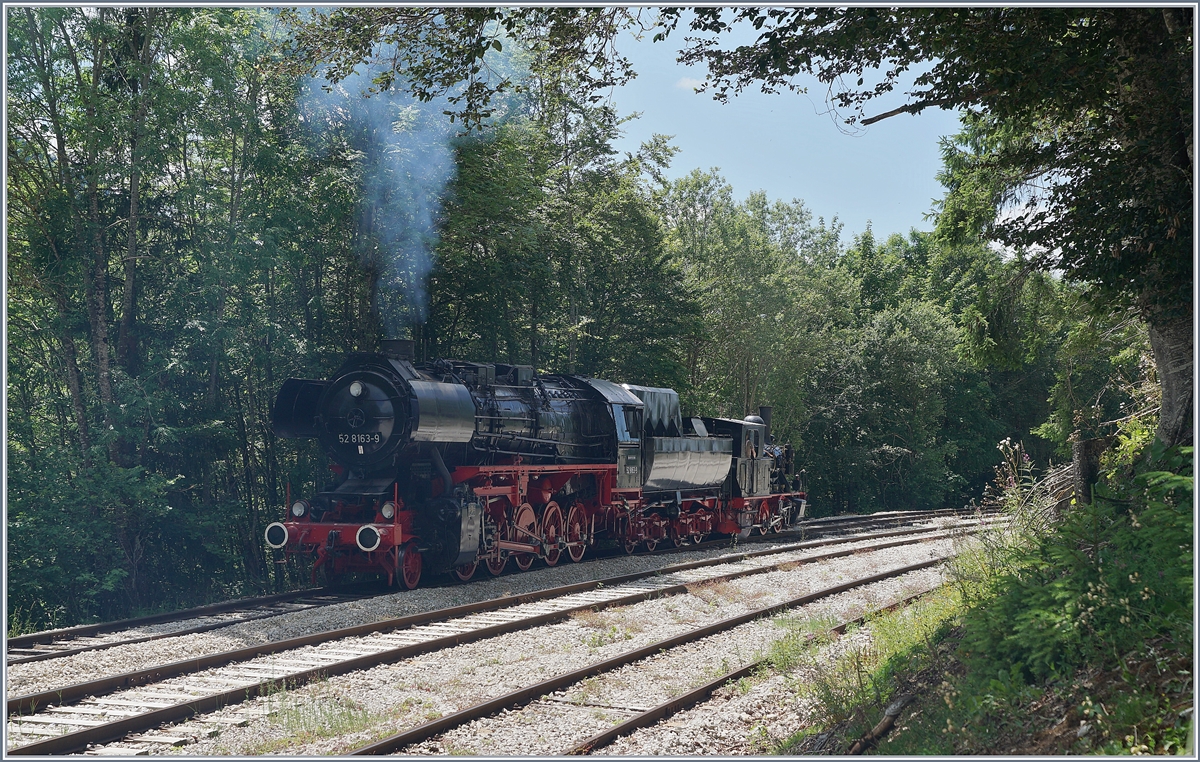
266, 340, 806, 588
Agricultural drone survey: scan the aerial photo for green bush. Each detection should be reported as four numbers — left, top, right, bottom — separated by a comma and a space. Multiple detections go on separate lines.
959, 443, 1192, 682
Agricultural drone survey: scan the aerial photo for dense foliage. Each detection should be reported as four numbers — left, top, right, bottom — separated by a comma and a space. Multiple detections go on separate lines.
664, 6, 1193, 449
6, 8, 1142, 631
959, 444, 1193, 681
869, 437, 1193, 755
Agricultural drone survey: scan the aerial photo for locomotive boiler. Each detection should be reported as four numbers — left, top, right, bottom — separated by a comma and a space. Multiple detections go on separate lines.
266, 340, 807, 588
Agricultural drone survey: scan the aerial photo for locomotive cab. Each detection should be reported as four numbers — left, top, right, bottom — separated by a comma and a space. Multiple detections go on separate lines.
581, 378, 644, 490
703, 417, 773, 498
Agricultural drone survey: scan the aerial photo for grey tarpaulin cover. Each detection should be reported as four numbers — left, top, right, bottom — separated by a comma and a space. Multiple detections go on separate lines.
622, 384, 683, 436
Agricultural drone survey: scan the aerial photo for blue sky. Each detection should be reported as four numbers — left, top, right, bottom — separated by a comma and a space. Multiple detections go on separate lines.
608, 31, 965, 242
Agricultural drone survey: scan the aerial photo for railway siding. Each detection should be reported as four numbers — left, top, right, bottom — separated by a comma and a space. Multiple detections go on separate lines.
6, 515, 986, 701
359, 566, 944, 756
100, 535, 963, 755
5, 513, 999, 755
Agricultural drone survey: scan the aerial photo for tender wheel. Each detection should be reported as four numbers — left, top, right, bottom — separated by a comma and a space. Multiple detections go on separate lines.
753, 504, 771, 535
622, 534, 639, 555
541, 502, 564, 567
512, 503, 538, 572
668, 527, 685, 548
452, 562, 477, 582
399, 542, 422, 590
643, 537, 658, 553
565, 504, 587, 563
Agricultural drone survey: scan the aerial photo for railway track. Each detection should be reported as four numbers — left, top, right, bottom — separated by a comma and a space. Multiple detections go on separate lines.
347, 566, 941, 756
5, 513, 999, 755
4, 590, 377, 667
564, 591, 927, 756
6, 507, 982, 670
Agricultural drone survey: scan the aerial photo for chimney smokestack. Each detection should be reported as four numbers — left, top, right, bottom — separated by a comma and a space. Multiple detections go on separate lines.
758, 405, 773, 443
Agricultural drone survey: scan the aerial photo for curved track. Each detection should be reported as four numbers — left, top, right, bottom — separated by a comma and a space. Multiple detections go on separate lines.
348, 568, 940, 755
6, 512, 1000, 755
6, 507, 980, 669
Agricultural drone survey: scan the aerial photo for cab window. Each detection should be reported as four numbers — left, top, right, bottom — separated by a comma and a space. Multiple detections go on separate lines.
615, 405, 642, 442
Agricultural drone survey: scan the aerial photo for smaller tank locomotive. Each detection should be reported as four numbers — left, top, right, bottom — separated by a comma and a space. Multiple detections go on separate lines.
266, 340, 807, 588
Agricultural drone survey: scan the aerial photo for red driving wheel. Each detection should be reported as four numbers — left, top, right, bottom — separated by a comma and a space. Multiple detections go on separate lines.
484, 512, 507, 576
399, 541, 423, 590
512, 503, 538, 571
541, 502, 564, 567
452, 562, 477, 582
485, 551, 508, 576
565, 503, 587, 563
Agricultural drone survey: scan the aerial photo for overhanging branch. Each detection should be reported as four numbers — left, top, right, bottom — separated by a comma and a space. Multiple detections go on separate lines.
862, 91, 993, 125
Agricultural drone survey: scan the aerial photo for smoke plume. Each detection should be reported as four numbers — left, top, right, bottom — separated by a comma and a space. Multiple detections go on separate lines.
300, 65, 457, 338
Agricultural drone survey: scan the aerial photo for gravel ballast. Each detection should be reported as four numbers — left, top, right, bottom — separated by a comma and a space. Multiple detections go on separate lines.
6, 522, 963, 698
148, 536, 957, 756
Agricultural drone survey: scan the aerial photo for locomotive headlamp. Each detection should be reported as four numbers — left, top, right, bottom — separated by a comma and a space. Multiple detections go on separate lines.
349, 380, 364, 398
291, 500, 309, 518
380, 502, 396, 520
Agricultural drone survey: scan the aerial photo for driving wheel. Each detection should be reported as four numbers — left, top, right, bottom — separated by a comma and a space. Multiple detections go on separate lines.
541, 502, 564, 567
512, 503, 538, 571
565, 503, 587, 563
452, 562, 477, 582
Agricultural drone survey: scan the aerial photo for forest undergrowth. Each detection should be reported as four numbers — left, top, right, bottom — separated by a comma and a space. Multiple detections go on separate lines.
775, 433, 1194, 756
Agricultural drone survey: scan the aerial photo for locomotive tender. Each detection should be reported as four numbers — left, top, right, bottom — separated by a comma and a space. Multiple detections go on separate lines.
265, 340, 807, 588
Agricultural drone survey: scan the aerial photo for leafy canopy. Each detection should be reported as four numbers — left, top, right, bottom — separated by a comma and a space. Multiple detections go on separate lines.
664, 7, 1192, 325
282, 7, 650, 129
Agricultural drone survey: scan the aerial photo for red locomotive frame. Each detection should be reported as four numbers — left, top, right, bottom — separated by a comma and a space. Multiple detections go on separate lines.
276, 456, 806, 589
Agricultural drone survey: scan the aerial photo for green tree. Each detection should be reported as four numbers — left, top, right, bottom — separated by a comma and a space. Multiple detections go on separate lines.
7, 7, 360, 626
664, 7, 1192, 448
282, 7, 648, 130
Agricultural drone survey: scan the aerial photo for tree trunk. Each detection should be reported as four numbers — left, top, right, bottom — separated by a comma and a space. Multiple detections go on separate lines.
59, 328, 93, 468
75, 13, 119, 464
1149, 313, 1193, 449
118, 9, 157, 374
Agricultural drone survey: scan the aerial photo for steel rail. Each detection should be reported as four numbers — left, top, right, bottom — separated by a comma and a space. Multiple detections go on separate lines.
348, 561, 945, 755
0, 513, 856, 665
6, 587, 340, 650
5, 522, 786, 667
7, 505, 980, 663
5, 593, 373, 666
6, 520, 974, 718
5, 527, 972, 755
566, 590, 933, 754
6, 517, 1001, 727
796, 506, 986, 532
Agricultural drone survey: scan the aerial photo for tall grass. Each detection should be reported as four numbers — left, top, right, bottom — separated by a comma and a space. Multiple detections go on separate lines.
885, 438, 1193, 754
